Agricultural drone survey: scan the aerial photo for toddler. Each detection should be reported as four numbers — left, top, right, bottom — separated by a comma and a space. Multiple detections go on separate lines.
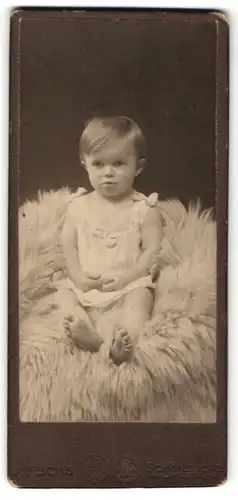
58, 116, 163, 364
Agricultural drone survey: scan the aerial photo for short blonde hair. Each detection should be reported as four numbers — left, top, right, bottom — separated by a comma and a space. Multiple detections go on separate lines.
79, 116, 146, 164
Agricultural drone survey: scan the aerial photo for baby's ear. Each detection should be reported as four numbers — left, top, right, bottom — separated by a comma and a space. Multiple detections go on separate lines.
135, 158, 146, 177
80, 156, 86, 168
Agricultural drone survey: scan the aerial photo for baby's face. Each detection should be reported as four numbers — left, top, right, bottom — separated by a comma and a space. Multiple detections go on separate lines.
83, 138, 142, 198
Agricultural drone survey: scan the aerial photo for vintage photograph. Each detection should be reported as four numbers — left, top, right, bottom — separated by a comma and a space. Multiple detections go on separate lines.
18, 12, 217, 422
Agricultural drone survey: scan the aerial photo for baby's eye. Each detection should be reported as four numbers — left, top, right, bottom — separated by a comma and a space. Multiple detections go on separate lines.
113, 160, 124, 167
92, 161, 104, 168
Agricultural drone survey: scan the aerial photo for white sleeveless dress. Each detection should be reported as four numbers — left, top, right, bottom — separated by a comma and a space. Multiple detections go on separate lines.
59, 188, 159, 309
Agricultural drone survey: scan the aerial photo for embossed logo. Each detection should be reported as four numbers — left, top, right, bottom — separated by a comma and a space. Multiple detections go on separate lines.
82, 454, 107, 484
114, 454, 139, 483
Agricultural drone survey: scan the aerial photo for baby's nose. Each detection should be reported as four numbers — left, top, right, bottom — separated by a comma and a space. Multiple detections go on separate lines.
104, 165, 114, 176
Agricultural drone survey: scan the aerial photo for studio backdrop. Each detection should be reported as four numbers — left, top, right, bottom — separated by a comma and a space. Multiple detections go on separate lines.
19, 16, 216, 209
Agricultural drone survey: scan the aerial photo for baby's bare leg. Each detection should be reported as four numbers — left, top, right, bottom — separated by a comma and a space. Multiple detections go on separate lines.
56, 289, 103, 352
122, 287, 154, 338
110, 288, 153, 365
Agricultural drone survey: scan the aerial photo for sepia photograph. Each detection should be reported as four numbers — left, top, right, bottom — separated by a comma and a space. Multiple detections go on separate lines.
17, 11, 218, 423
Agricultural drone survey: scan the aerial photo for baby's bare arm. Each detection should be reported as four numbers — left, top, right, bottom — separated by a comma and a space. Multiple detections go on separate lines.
127, 205, 163, 282
61, 212, 84, 289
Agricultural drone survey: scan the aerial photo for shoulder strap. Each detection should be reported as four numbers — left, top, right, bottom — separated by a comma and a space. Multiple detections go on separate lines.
131, 191, 159, 227
67, 187, 87, 208
132, 191, 186, 229
147, 192, 159, 207
70, 187, 87, 200
132, 190, 158, 206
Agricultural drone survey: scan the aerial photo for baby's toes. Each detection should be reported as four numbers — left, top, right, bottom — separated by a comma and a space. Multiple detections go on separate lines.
65, 314, 74, 323
124, 345, 131, 352
63, 321, 71, 335
122, 332, 130, 344
125, 341, 133, 352
124, 336, 133, 351
120, 330, 129, 341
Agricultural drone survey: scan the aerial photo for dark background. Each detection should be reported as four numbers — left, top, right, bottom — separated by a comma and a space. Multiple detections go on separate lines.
19, 15, 216, 209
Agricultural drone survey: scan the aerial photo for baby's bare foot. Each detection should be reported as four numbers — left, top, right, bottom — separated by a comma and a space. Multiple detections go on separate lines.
63, 314, 74, 336
110, 326, 133, 365
63, 315, 103, 353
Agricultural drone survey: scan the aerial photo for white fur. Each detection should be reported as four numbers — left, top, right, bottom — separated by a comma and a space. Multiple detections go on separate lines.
19, 189, 216, 422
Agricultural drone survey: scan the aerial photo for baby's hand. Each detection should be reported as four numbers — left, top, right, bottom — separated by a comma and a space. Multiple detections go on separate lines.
102, 273, 129, 292
80, 272, 104, 292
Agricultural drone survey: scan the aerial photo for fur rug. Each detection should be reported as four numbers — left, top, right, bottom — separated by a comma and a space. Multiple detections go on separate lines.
19, 189, 216, 422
